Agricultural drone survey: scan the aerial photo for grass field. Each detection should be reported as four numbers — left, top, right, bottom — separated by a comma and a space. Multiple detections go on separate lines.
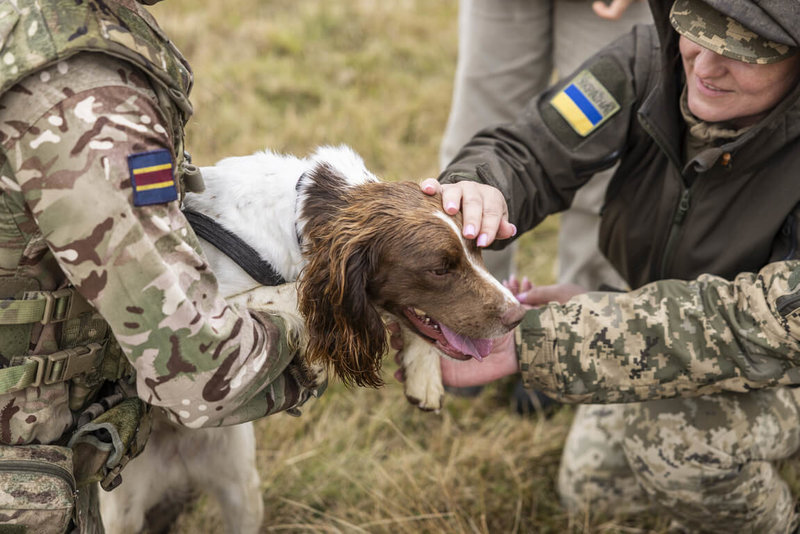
148, 1, 668, 532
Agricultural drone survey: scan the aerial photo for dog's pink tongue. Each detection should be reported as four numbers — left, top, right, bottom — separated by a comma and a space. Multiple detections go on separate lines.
440, 324, 493, 361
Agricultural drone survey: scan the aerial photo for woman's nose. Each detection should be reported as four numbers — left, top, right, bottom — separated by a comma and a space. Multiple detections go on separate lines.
692, 47, 728, 78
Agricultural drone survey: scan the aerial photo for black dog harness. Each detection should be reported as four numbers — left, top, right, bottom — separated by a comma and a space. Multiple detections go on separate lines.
182, 209, 287, 286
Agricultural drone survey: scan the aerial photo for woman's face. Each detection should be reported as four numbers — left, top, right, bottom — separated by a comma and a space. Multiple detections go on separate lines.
679, 35, 800, 128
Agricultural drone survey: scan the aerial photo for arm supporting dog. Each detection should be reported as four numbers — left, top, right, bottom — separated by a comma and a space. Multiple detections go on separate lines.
227, 283, 326, 392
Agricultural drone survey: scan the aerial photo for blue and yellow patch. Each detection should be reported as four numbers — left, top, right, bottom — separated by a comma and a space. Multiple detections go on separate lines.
550, 70, 620, 137
128, 149, 178, 206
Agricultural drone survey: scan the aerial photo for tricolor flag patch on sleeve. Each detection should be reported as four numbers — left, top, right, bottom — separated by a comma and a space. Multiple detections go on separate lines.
550, 70, 620, 137
128, 149, 178, 206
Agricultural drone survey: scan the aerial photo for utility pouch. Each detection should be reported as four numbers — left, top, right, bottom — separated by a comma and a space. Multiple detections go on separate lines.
0, 444, 76, 534
68, 397, 152, 491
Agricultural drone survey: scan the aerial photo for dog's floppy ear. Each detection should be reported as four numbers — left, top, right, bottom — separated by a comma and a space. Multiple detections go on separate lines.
297, 162, 387, 388
298, 233, 386, 388
297, 162, 351, 221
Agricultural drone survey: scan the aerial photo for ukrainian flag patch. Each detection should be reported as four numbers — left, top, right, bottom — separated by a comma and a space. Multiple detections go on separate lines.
550, 70, 620, 137
128, 149, 178, 206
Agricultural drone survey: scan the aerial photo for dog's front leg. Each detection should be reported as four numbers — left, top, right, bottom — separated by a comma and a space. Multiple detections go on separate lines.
398, 326, 445, 412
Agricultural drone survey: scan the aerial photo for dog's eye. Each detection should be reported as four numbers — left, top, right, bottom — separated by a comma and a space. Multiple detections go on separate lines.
431, 267, 450, 276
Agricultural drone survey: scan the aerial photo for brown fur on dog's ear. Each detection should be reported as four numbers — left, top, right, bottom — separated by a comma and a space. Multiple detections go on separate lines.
298, 232, 386, 388
297, 162, 387, 388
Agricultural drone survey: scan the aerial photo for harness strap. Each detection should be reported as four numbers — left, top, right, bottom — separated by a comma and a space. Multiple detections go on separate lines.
0, 342, 105, 395
0, 288, 94, 325
182, 209, 287, 286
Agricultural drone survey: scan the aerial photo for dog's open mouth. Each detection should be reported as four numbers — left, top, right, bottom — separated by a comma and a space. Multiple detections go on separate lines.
403, 307, 493, 361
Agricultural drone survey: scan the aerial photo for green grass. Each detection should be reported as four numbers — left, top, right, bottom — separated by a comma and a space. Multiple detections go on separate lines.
148, 1, 668, 532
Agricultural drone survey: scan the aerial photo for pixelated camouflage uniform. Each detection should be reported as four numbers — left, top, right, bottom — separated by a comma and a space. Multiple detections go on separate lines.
0, 1, 322, 531
439, 0, 800, 531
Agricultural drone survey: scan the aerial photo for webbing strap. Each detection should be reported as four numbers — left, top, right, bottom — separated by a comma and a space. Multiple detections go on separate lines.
0, 359, 38, 394
0, 288, 94, 325
0, 343, 105, 395
0, 298, 46, 324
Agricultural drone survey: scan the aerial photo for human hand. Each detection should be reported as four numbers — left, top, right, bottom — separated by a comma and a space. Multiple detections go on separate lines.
515, 282, 587, 306
503, 274, 533, 307
390, 321, 518, 387
592, 0, 641, 20
419, 178, 517, 247
439, 330, 518, 388
503, 275, 586, 307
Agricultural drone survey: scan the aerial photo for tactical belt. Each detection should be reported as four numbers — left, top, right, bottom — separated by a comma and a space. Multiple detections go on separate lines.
0, 288, 108, 395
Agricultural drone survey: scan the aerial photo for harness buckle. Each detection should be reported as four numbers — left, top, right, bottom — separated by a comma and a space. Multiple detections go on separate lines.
39, 288, 74, 324
28, 343, 105, 387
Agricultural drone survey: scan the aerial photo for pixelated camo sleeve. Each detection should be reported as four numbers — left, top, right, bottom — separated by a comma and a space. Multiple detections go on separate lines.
518, 260, 800, 403
0, 53, 314, 428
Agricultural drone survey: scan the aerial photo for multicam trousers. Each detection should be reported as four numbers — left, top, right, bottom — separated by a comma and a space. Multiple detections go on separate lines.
559, 387, 800, 533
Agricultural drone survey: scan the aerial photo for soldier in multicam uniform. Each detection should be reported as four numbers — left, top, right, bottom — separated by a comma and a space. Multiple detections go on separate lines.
418, 0, 800, 531
0, 0, 324, 532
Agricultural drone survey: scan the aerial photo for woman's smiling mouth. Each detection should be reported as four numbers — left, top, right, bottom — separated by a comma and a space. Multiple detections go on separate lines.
695, 75, 732, 96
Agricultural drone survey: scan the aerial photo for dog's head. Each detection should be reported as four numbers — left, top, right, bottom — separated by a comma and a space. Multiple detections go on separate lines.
297, 157, 525, 388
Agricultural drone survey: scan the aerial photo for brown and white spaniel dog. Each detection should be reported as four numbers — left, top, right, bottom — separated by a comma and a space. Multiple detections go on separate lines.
100, 145, 525, 533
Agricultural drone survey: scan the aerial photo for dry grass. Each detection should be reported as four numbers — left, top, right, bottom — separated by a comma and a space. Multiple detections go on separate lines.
147, 0, 667, 532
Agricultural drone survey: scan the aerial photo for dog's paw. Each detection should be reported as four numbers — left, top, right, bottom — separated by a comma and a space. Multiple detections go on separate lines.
403, 372, 444, 412
398, 332, 445, 412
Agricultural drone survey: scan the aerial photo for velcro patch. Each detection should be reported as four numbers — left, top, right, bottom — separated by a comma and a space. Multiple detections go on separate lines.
128, 149, 178, 206
550, 70, 620, 137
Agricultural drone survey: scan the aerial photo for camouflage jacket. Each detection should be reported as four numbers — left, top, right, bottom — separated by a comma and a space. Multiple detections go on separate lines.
519, 260, 800, 403
0, 0, 318, 446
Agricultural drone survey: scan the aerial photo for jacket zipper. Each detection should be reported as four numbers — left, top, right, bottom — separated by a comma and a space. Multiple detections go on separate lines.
0, 459, 77, 494
781, 215, 797, 261
636, 113, 693, 281
660, 189, 691, 278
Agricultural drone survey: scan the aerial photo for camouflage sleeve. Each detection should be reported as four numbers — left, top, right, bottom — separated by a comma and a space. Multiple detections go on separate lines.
0, 53, 317, 427
518, 260, 800, 403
